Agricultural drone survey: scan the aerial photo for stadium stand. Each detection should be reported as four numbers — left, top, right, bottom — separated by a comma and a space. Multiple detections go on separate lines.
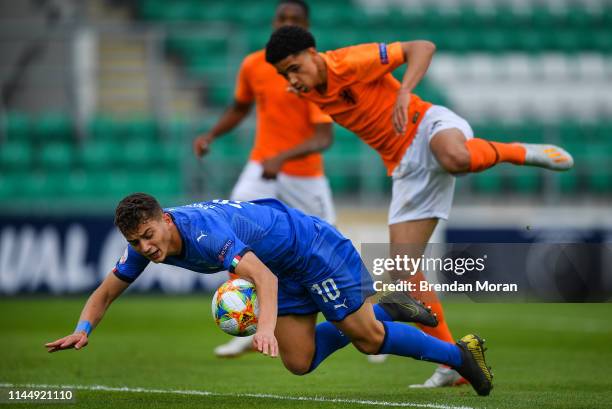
1, 0, 611, 209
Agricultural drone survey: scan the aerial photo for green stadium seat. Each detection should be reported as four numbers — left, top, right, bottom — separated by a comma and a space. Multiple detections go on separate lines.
509, 172, 540, 194
65, 170, 97, 199
22, 172, 67, 200
33, 112, 73, 141
472, 171, 503, 194
138, 0, 165, 20
0, 173, 20, 199
233, 4, 273, 25
123, 117, 158, 140
79, 140, 119, 169
138, 170, 181, 201
558, 171, 578, 193
100, 171, 133, 199
529, 6, 556, 28
0, 142, 33, 170
165, 118, 191, 142
120, 140, 157, 168
39, 143, 74, 169
208, 84, 233, 106
515, 31, 547, 53
592, 30, 612, 53
4, 112, 31, 140
89, 115, 120, 140
566, 7, 594, 28
159, 143, 182, 168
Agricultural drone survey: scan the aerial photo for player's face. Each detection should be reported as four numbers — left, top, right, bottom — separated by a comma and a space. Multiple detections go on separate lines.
274, 49, 321, 92
124, 214, 174, 263
273, 3, 308, 30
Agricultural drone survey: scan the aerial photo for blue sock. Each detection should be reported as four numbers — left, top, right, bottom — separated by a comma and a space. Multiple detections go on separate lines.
378, 321, 463, 368
307, 304, 392, 372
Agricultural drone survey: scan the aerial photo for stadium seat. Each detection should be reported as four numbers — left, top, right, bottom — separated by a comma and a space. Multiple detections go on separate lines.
4, 112, 31, 140
22, 172, 66, 200
32, 112, 73, 141
120, 140, 158, 168
79, 140, 120, 169
509, 172, 540, 194
472, 171, 503, 194
0, 173, 20, 199
558, 171, 578, 193
39, 143, 74, 169
65, 170, 98, 199
89, 115, 120, 140
0, 142, 33, 170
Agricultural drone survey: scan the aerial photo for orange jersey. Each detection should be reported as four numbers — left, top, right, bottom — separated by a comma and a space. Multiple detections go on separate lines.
235, 50, 332, 177
302, 42, 432, 175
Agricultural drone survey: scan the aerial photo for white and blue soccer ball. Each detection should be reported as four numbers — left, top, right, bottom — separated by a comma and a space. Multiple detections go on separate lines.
212, 278, 259, 336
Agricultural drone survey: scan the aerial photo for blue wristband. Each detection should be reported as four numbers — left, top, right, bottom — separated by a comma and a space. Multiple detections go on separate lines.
75, 320, 92, 336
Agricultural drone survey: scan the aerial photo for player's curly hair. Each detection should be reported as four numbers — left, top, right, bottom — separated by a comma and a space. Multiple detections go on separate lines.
114, 193, 163, 236
279, 0, 309, 18
265, 25, 316, 64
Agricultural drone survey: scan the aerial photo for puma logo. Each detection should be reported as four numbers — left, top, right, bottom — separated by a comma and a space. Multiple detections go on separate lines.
334, 298, 348, 309
196, 231, 208, 242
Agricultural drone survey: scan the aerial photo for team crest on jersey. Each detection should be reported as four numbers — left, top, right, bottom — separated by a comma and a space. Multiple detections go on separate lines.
119, 247, 129, 264
378, 43, 389, 64
339, 87, 357, 105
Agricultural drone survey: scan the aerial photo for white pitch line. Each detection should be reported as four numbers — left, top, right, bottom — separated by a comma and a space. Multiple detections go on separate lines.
0, 382, 478, 409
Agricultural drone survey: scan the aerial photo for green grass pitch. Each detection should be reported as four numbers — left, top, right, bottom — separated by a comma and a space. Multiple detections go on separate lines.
1, 296, 611, 409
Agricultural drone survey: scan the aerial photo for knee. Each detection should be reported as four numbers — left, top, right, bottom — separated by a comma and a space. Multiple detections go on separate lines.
437, 146, 471, 174
283, 358, 312, 376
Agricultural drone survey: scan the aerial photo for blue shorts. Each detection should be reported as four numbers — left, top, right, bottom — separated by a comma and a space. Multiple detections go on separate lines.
277, 221, 375, 321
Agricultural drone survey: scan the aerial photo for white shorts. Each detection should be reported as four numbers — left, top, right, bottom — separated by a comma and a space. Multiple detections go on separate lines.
231, 161, 336, 224
388, 106, 474, 225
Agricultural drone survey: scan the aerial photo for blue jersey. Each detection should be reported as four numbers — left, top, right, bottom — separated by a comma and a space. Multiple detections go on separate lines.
114, 199, 325, 283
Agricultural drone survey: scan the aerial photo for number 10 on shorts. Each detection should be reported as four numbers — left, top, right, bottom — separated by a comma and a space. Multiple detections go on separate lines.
311, 278, 340, 302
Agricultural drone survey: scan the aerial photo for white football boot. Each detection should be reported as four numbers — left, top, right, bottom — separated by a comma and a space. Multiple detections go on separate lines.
214, 335, 254, 357
519, 143, 574, 171
409, 366, 467, 388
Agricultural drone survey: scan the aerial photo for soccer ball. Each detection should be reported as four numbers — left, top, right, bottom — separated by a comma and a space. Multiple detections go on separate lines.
212, 278, 259, 336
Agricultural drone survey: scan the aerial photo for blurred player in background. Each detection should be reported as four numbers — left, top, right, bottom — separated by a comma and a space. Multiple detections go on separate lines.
45, 193, 493, 397
192, 0, 335, 358
265, 26, 573, 387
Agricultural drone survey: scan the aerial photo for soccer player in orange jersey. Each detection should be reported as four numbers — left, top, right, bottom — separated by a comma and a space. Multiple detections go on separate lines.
265, 26, 573, 387
193, 1, 336, 358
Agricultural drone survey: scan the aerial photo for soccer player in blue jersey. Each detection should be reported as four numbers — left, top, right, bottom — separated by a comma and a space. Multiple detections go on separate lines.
45, 193, 493, 396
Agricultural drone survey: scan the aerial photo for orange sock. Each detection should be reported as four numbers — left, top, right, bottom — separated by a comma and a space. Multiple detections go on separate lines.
465, 138, 526, 172
407, 271, 455, 343
417, 300, 455, 343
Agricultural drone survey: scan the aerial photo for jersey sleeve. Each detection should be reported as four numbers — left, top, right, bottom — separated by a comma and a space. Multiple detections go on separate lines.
234, 58, 255, 104
113, 245, 149, 283
308, 102, 333, 124
197, 220, 252, 273
345, 42, 405, 84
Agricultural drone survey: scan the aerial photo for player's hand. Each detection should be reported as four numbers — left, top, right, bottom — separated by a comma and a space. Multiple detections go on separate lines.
393, 88, 411, 135
44, 332, 89, 353
193, 133, 214, 157
261, 156, 283, 180
253, 330, 278, 357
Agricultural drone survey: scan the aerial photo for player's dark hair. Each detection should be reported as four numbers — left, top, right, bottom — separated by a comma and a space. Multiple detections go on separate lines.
265, 25, 316, 64
114, 193, 163, 236
278, 0, 309, 18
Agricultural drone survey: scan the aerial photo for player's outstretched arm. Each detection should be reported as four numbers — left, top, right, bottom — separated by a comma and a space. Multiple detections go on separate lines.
193, 100, 253, 157
44, 272, 130, 353
262, 123, 333, 179
393, 41, 436, 135
234, 252, 279, 357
